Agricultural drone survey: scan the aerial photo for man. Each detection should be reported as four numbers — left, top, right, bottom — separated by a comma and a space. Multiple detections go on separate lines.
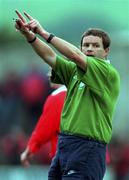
14, 10, 120, 180
20, 71, 67, 166
20, 74, 110, 168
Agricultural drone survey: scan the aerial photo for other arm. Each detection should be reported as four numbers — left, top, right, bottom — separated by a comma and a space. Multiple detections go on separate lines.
20, 95, 59, 166
14, 10, 56, 69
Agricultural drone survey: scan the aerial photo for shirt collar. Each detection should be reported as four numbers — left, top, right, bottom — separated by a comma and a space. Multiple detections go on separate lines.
105, 60, 110, 64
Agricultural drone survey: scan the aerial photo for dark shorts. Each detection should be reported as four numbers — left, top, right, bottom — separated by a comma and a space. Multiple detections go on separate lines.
48, 133, 106, 180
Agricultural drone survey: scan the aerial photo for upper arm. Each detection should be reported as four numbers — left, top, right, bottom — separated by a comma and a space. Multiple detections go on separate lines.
71, 50, 87, 71
44, 53, 57, 70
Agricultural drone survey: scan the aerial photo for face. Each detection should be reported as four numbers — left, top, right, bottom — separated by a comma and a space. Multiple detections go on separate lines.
81, 35, 109, 59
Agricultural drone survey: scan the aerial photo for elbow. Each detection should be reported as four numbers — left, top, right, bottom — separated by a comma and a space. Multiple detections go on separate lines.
44, 53, 57, 68
69, 51, 79, 61
69, 51, 87, 70
69, 48, 82, 61
70, 52, 76, 60
70, 51, 82, 63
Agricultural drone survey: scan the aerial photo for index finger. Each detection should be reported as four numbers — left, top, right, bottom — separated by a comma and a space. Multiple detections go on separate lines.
24, 11, 33, 20
15, 10, 26, 23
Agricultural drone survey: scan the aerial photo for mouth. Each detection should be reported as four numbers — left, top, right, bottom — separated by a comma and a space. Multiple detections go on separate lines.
86, 52, 94, 57
86, 54, 94, 57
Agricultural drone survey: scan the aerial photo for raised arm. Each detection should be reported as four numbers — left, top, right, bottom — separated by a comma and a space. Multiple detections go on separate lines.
49, 36, 87, 70
14, 10, 87, 70
14, 10, 56, 69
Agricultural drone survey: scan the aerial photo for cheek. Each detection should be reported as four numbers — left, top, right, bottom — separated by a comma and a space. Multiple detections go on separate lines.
94, 50, 105, 58
96, 49, 104, 54
81, 47, 86, 53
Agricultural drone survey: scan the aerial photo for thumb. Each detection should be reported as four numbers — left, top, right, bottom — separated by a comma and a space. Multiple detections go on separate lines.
20, 152, 30, 167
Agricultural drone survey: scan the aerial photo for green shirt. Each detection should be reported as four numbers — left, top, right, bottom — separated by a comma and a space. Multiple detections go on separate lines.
51, 55, 120, 143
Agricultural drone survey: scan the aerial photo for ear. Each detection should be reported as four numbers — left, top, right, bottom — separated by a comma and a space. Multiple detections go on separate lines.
104, 47, 110, 56
105, 47, 109, 53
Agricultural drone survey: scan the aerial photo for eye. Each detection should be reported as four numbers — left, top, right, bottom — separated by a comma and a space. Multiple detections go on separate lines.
83, 43, 89, 47
94, 44, 100, 48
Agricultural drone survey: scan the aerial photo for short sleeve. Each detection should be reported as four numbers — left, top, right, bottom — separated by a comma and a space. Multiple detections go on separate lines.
51, 55, 75, 87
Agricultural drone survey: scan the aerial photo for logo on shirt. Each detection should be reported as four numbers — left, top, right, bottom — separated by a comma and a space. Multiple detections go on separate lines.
78, 82, 85, 89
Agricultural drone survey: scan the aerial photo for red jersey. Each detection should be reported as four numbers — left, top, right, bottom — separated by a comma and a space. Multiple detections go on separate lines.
28, 86, 67, 158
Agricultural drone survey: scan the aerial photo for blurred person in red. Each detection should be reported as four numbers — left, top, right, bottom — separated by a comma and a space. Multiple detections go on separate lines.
20, 66, 50, 134
20, 69, 67, 166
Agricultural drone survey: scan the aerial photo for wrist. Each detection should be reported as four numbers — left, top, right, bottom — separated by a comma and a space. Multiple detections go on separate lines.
28, 36, 37, 43
26, 147, 31, 155
24, 32, 36, 42
39, 30, 55, 43
40, 31, 50, 40
46, 33, 55, 43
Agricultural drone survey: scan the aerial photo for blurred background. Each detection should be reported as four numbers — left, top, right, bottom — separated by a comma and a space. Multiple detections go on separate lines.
0, 0, 129, 179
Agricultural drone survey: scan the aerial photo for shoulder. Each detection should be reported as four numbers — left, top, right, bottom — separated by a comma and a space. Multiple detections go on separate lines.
85, 57, 110, 76
87, 57, 109, 66
108, 64, 120, 84
86, 57, 111, 74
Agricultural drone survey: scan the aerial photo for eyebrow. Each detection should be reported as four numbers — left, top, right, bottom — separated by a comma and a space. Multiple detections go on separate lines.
83, 42, 100, 45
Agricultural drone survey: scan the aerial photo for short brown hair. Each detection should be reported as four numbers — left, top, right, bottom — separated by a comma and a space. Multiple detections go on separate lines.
81, 28, 111, 49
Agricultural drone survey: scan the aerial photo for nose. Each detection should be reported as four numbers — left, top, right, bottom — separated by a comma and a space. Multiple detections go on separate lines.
87, 44, 93, 51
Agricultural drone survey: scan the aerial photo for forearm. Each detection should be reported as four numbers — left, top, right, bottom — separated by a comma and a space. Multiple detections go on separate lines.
23, 32, 56, 69
28, 130, 53, 154
40, 31, 86, 69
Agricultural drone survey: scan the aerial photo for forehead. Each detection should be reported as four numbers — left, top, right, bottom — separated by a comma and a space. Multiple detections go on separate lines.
83, 35, 103, 44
